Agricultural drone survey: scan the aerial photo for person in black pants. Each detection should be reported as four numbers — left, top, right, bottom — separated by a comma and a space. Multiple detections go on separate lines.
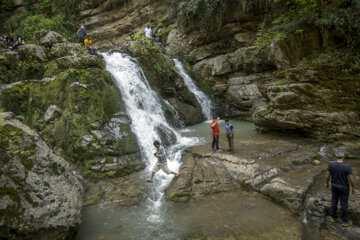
210, 117, 220, 151
325, 148, 356, 227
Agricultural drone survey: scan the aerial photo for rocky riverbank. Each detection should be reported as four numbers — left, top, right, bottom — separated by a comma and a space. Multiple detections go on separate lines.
166, 131, 360, 239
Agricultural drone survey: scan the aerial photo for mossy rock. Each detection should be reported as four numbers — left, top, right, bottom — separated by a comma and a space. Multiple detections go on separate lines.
170, 192, 191, 203
1, 68, 140, 174
131, 38, 203, 125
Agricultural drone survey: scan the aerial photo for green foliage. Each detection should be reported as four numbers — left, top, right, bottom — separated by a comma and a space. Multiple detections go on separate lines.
253, 0, 359, 52
252, 31, 287, 53
0, 125, 35, 168
178, 0, 226, 34
1, 0, 78, 42
16, 14, 76, 42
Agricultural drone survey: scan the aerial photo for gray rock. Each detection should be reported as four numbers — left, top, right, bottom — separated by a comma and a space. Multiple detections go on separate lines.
17, 44, 47, 62
34, 30, 66, 48
0, 112, 83, 239
15, 115, 25, 121
44, 105, 63, 122
234, 32, 256, 44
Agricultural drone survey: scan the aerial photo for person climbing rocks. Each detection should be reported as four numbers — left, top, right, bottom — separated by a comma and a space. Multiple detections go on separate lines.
145, 24, 152, 38
210, 117, 220, 151
225, 119, 234, 152
147, 140, 179, 182
11, 34, 25, 50
84, 37, 98, 56
77, 25, 87, 45
129, 29, 135, 41
325, 148, 356, 227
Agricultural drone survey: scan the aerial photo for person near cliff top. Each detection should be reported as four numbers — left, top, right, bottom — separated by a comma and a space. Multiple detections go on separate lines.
147, 141, 179, 182
325, 148, 356, 227
77, 25, 87, 44
225, 119, 234, 152
84, 37, 98, 56
145, 25, 152, 38
129, 29, 135, 41
210, 117, 220, 151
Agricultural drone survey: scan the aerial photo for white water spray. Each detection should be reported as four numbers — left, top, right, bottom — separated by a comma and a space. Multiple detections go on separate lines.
102, 52, 200, 222
173, 59, 213, 120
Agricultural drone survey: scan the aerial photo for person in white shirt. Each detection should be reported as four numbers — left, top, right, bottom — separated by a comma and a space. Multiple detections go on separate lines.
145, 25, 152, 38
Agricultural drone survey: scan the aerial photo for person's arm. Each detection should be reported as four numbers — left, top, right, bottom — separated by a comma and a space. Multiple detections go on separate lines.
325, 170, 331, 188
156, 147, 165, 159
230, 125, 234, 137
348, 174, 355, 194
210, 121, 216, 128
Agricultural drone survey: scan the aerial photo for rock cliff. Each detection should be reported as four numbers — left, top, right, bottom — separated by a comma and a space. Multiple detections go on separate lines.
0, 112, 83, 239
76, 0, 360, 140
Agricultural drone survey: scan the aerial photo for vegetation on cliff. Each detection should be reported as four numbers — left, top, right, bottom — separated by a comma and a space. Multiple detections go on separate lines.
0, 0, 79, 42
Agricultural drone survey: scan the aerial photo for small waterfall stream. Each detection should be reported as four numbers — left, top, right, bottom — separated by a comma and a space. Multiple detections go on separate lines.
102, 52, 200, 225
173, 59, 213, 120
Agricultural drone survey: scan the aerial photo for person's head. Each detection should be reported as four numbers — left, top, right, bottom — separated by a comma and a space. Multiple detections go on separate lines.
335, 148, 345, 160
81, 25, 85, 29
153, 140, 160, 148
225, 119, 230, 125
147, 24, 150, 28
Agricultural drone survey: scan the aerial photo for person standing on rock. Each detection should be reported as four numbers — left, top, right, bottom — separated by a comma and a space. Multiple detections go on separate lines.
147, 140, 179, 182
77, 25, 87, 45
145, 25, 152, 38
211, 117, 220, 151
225, 119, 234, 152
325, 148, 356, 227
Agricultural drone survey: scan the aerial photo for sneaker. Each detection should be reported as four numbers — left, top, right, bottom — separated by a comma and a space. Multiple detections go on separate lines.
216, 149, 222, 152
330, 217, 336, 223
341, 221, 352, 227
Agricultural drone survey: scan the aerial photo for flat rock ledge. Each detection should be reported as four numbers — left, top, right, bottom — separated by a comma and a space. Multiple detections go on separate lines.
166, 134, 360, 239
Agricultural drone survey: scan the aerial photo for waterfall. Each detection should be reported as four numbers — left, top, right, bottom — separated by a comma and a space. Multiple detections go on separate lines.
173, 59, 213, 120
102, 52, 199, 223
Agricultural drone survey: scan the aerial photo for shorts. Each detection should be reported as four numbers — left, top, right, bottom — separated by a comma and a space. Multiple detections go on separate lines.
152, 162, 171, 174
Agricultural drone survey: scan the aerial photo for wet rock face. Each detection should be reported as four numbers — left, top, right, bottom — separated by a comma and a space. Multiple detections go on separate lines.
131, 38, 204, 125
0, 112, 83, 239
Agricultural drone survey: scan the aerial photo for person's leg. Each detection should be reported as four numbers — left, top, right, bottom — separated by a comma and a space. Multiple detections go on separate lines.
340, 188, 350, 223
148, 163, 159, 182
331, 186, 340, 220
212, 136, 216, 150
162, 164, 179, 178
227, 135, 231, 151
216, 136, 219, 150
230, 134, 234, 151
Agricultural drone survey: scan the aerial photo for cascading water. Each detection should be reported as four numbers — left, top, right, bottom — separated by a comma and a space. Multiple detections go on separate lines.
102, 52, 200, 227
173, 59, 213, 120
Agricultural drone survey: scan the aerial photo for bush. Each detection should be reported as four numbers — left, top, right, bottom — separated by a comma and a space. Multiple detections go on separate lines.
16, 14, 76, 42
178, 0, 226, 34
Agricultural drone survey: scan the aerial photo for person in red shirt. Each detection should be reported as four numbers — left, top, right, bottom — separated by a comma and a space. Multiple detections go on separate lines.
210, 117, 220, 151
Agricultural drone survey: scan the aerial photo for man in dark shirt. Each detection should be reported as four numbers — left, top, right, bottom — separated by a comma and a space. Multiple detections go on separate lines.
325, 149, 355, 227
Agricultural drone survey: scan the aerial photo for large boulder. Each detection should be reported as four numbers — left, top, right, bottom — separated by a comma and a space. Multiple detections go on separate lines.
17, 44, 47, 62
34, 30, 66, 48
0, 112, 83, 239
